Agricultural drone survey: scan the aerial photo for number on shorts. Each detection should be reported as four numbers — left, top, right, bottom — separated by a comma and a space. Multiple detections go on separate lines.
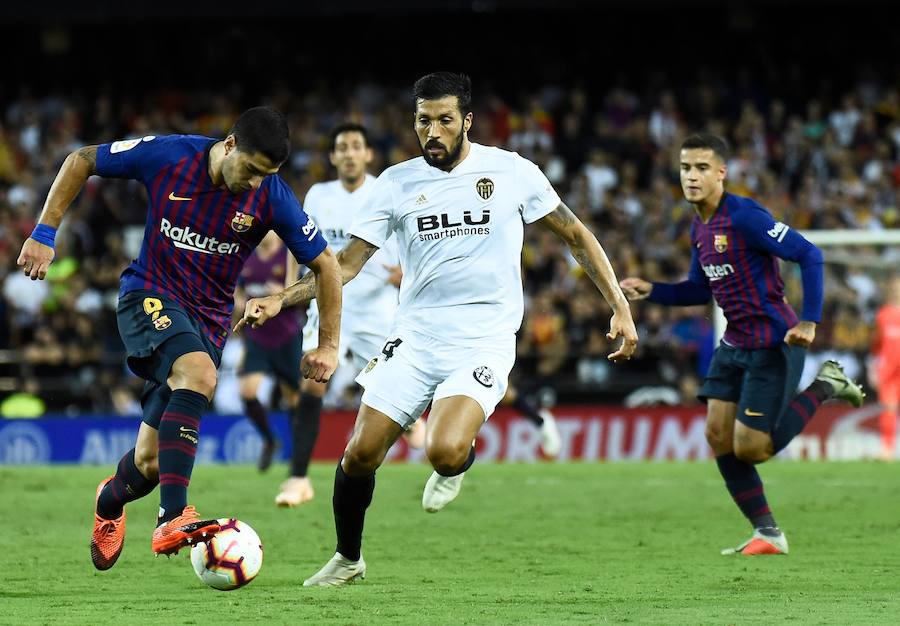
143, 297, 163, 321
381, 338, 403, 361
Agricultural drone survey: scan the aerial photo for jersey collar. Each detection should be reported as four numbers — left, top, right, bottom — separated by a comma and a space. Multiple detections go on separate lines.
697, 190, 729, 224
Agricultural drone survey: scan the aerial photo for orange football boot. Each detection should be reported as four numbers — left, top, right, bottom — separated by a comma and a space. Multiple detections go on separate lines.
740, 537, 786, 555
91, 476, 126, 570
721, 529, 789, 555
151, 506, 220, 555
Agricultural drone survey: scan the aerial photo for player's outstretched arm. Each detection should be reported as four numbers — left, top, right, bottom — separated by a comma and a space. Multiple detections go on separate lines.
619, 277, 654, 301
281, 236, 379, 308
234, 237, 378, 333
17, 145, 98, 280
622, 242, 711, 307
537, 202, 638, 361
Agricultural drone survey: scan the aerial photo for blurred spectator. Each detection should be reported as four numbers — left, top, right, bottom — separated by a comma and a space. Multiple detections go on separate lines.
830, 94, 861, 147
1, 60, 898, 412
583, 149, 618, 211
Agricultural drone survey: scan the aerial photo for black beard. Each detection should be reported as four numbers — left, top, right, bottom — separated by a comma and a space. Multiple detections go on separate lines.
421, 131, 464, 170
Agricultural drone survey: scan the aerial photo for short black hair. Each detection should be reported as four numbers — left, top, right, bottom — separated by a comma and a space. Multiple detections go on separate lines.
329, 123, 369, 152
413, 72, 472, 114
681, 133, 730, 162
229, 106, 290, 165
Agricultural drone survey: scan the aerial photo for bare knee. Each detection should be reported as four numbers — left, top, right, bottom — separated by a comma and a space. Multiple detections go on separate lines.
134, 447, 159, 480
426, 439, 471, 476
705, 423, 733, 454
734, 442, 772, 464
705, 400, 737, 456
342, 443, 384, 475
169, 354, 218, 400
186, 368, 217, 399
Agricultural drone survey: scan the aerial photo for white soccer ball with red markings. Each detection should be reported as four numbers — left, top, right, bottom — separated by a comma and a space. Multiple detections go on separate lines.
190, 518, 263, 590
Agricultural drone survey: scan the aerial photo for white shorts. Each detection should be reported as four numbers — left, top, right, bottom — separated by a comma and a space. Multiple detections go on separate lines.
303, 310, 385, 371
355, 328, 515, 429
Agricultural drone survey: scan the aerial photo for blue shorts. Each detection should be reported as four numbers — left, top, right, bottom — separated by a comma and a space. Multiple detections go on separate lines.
239, 334, 303, 389
698, 342, 807, 432
116, 290, 222, 428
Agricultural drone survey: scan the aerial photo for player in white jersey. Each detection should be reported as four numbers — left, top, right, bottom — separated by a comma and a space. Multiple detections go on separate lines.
236, 72, 638, 586
275, 124, 422, 507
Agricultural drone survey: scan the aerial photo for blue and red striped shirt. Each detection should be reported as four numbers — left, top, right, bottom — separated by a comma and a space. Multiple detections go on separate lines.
95, 134, 327, 348
648, 192, 824, 349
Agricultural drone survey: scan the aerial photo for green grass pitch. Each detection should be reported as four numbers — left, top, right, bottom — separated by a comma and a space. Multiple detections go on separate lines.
2, 462, 899, 625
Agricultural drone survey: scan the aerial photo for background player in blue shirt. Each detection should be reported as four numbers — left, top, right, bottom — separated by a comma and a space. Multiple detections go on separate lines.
16, 107, 342, 569
620, 133, 864, 556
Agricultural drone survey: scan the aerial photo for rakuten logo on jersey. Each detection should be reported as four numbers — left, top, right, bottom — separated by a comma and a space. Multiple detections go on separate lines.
703, 263, 735, 282
160, 218, 240, 255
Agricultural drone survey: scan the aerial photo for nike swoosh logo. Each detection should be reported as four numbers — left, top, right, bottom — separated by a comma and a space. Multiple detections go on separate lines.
169, 192, 192, 201
179, 426, 199, 434
744, 409, 765, 417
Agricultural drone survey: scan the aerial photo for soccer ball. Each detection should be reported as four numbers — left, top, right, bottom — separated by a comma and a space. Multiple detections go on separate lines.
190, 518, 263, 591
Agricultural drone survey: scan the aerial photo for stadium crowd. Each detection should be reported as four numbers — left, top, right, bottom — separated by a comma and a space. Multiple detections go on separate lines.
1, 70, 898, 414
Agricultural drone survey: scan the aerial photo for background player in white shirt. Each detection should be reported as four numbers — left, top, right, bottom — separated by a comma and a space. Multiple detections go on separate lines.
236, 72, 638, 586
276, 124, 424, 507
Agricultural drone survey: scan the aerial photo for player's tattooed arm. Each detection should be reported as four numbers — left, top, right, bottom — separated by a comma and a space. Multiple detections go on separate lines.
538, 202, 625, 304
279, 236, 379, 309
236, 237, 377, 335
539, 200, 578, 230
280, 268, 317, 308
17, 145, 100, 280
75, 145, 98, 171
37, 145, 99, 228
537, 202, 638, 361
305, 246, 342, 366
336, 236, 379, 282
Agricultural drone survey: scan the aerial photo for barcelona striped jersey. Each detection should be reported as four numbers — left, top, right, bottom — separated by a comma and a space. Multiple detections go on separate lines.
95, 134, 327, 348
649, 192, 824, 349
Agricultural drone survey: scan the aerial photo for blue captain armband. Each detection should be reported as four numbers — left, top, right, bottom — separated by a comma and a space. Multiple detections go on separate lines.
30, 224, 57, 248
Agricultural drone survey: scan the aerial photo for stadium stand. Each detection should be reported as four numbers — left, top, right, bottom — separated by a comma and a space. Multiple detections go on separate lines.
0, 10, 897, 413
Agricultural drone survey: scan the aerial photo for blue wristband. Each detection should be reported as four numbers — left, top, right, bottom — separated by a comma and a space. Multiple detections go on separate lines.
30, 224, 57, 248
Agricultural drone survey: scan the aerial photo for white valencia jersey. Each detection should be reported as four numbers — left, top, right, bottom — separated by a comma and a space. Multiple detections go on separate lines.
303, 175, 399, 322
349, 143, 561, 344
